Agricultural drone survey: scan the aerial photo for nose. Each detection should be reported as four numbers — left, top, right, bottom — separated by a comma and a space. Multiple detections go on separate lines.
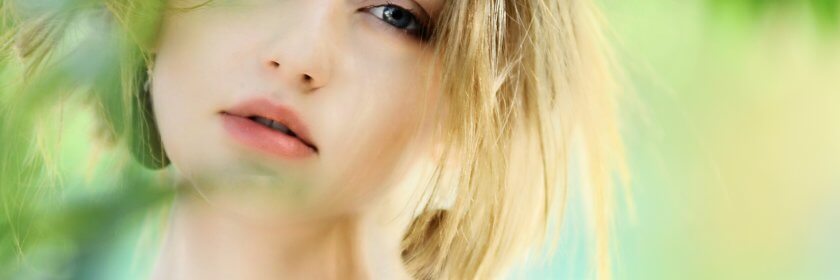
265, 58, 328, 92
264, 4, 335, 93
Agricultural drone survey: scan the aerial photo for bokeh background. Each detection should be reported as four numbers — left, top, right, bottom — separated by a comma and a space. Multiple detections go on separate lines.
522, 0, 840, 279
2, 0, 839, 279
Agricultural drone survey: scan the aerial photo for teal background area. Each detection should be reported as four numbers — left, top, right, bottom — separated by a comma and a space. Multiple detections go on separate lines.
2, 0, 840, 279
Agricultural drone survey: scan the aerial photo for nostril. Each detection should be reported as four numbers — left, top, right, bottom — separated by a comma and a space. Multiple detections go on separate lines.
269, 61, 280, 68
303, 74, 313, 82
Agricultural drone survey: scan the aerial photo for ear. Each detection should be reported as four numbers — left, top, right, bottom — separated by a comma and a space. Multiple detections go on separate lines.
425, 144, 457, 212
411, 102, 457, 213
414, 142, 458, 217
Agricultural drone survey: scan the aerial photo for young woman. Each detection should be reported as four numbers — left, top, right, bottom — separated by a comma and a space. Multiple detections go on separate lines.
1, 0, 624, 279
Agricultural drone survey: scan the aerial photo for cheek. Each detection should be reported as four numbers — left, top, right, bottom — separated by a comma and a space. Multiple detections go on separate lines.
150, 73, 224, 178
147, 3, 443, 216
149, 40, 221, 176
148, 8, 265, 178
314, 60, 441, 206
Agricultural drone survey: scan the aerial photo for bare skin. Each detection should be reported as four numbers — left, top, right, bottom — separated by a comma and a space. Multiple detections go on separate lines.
148, 0, 444, 278
152, 180, 416, 279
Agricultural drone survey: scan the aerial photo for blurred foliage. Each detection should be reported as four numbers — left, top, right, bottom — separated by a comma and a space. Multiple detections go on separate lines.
708, 0, 840, 30
591, 0, 840, 279
1, 0, 171, 279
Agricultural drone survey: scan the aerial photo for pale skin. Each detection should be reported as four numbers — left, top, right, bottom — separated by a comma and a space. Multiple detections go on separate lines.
149, 0, 445, 279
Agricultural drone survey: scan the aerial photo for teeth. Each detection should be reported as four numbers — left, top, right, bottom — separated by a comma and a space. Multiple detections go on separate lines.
250, 116, 296, 137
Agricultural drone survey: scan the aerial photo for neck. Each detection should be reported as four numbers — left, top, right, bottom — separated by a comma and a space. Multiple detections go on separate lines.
152, 191, 413, 280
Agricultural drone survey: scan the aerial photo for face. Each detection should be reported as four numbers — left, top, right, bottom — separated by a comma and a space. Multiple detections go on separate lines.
151, 0, 444, 222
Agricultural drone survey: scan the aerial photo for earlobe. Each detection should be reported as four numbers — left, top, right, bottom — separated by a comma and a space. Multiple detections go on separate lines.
417, 116, 457, 212
416, 142, 458, 215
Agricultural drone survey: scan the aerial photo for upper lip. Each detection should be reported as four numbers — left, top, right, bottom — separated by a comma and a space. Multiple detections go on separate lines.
220, 98, 317, 151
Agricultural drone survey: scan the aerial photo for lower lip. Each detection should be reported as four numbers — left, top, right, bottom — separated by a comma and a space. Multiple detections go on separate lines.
221, 113, 316, 159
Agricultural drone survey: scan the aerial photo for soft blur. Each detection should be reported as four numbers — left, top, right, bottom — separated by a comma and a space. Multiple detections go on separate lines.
520, 0, 840, 279
2, 0, 839, 279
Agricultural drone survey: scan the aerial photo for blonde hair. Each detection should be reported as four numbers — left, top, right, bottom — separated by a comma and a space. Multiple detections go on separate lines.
1, 0, 624, 279
401, 1, 625, 279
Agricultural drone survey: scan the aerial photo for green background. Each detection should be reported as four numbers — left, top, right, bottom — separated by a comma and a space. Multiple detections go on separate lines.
2, 0, 839, 279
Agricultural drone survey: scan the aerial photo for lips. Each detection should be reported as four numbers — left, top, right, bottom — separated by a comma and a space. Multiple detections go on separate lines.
220, 98, 317, 159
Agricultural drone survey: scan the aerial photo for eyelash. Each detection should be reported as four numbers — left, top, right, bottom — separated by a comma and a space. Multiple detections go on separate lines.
362, 3, 432, 42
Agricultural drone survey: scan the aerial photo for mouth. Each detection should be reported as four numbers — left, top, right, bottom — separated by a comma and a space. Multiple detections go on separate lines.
220, 98, 318, 159
241, 114, 318, 151
248, 115, 297, 136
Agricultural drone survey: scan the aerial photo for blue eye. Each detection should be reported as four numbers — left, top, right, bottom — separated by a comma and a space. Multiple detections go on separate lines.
367, 4, 430, 41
